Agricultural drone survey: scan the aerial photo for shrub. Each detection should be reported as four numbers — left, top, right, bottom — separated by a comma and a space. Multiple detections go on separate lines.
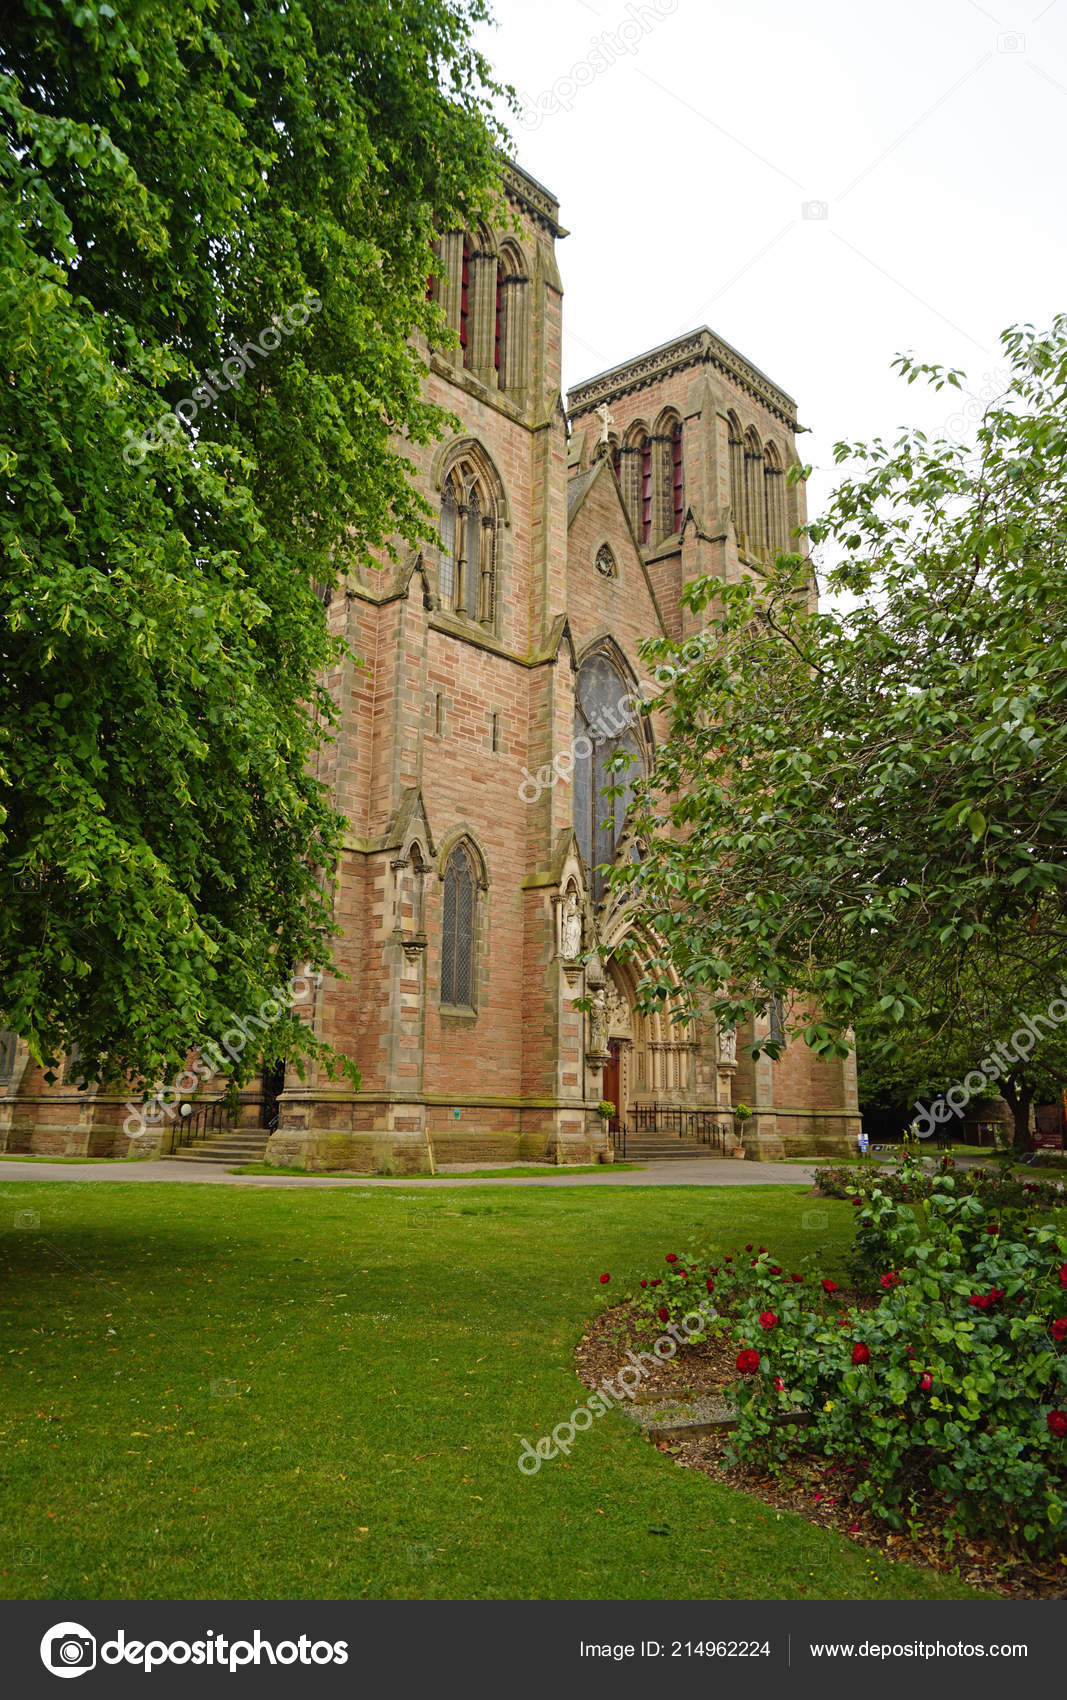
725, 1184, 1067, 1554
624, 1183, 1067, 1555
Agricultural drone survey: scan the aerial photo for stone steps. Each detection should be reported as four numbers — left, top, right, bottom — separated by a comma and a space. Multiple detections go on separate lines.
617, 1139, 728, 1161
164, 1129, 272, 1165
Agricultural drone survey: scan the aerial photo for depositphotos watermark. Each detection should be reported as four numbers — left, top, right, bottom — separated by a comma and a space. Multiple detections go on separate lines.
122, 292, 321, 467
517, 1297, 713, 1473
40, 1622, 348, 1678
516, 0, 678, 132
910, 981, 1067, 1137
122, 970, 320, 1139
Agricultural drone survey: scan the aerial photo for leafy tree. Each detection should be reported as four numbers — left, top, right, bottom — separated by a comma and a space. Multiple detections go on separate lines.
0, 0, 507, 1089
613, 318, 1067, 1149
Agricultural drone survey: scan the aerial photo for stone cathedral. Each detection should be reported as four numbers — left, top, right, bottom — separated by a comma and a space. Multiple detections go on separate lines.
0, 159, 860, 1169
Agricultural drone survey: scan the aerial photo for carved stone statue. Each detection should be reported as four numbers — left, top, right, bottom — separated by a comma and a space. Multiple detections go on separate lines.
594, 402, 614, 445
718, 1024, 737, 1066
604, 985, 627, 1031
589, 987, 609, 1055
560, 887, 582, 960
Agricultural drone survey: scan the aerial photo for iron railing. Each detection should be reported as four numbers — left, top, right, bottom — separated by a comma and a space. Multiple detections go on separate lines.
167, 1095, 271, 1153
612, 1107, 730, 1157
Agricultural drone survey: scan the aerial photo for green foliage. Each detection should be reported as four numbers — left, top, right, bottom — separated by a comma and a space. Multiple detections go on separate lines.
815, 1150, 1064, 1235
636, 1182, 1067, 1556
0, 0, 509, 1088
612, 321, 1067, 1137
597, 1100, 616, 1120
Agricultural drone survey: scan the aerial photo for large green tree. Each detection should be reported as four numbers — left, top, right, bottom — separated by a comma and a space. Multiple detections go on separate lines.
0, 0, 507, 1088
612, 318, 1067, 1146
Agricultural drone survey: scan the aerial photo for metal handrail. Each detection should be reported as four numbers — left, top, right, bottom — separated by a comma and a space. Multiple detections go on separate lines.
624, 1106, 729, 1155
167, 1095, 267, 1153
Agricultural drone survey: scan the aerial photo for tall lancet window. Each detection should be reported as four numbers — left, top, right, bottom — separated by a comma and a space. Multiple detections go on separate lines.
441, 840, 479, 1008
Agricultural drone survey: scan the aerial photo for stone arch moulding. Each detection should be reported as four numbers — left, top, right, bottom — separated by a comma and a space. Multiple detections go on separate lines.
435, 826, 490, 891
431, 435, 512, 526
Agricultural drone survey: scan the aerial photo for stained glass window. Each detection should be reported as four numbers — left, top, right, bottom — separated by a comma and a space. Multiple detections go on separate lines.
441, 841, 478, 1007
574, 652, 647, 901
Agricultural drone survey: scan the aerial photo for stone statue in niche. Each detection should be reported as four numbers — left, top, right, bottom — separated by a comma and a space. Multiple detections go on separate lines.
560, 887, 582, 960
718, 1024, 737, 1065
594, 402, 614, 444
589, 987, 609, 1055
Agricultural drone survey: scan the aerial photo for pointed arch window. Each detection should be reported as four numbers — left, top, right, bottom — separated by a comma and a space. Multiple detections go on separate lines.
459, 237, 471, 368
743, 428, 764, 554
763, 443, 786, 557
727, 413, 745, 541
595, 544, 617, 580
573, 650, 648, 901
671, 421, 685, 534
439, 483, 458, 608
438, 447, 503, 628
441, 840, 479, 1008
639, 436, 653, 544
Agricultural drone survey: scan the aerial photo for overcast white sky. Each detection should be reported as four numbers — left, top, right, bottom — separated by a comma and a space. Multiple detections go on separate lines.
475, 0, 1067, 526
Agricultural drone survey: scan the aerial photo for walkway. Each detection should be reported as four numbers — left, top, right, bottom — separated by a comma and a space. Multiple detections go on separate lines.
0, 1156, 818, 1189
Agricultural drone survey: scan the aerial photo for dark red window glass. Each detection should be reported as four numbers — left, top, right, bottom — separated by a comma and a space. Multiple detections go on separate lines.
494, 265, 502, 371
460, 238, 470, 365
672, 422, 684, 533
640, 437, 652, 543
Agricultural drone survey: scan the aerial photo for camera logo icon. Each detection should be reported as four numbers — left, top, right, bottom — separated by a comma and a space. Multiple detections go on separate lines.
40, 1622, 96, 1679
802, 199, 829, 221
996, 31, 1025, 53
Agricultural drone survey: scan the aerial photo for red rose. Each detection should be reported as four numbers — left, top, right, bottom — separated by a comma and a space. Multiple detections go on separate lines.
1046, 1409, 1067, 1438
706, 1279, 715, 1293
919, 1373, 933, 1392
879, 1271, 900, 1290
990, 1287, 1005, 1303
665, 1253, 678, 1264
745, 1244, 753, 1252
791, 1274, 803, 1283
905, 1345, 915, 1357
1059, 1264, 1067, 1288
725, 1256, 733, 1264
769, 1265, 782, 1275
968, 1294, 990, 1310
640, 1280, 647, 1289
736, 1349, 760, 1374
657, 1307, 669, 1323
758, 1246, 766, 1253
773, 1375, 785, 1392
986, 1223, 1000, 1235
851, 1342, 870, 1365
759, 1310, 778, 1330
821, 1279, 837, 1294
851, 1195, 862, 1206
651, 1279, 661, 1287
1051, 1318, 1067, 1342
599, 1273, 610, 1284
708, 1266, 718, 1275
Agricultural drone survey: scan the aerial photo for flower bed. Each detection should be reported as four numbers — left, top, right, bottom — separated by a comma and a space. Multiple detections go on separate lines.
589, 1178, 1067, 1589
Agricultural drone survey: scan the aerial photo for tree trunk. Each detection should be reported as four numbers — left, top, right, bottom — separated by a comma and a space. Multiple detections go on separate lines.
1000, 1075, 1033, 1153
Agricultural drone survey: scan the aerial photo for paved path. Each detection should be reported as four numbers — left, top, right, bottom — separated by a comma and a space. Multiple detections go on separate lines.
0, 1157, 818, 1190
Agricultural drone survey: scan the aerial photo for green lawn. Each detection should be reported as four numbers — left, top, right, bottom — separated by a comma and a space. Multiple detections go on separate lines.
0, 1181, 987, 1601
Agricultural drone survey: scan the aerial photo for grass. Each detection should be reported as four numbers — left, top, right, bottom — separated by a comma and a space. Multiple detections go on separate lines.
0, 1180, 988, 1601
228, 1161, 643, 1179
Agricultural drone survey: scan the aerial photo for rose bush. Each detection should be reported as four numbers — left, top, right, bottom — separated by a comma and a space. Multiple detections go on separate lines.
621, 1177, 1067, 1555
